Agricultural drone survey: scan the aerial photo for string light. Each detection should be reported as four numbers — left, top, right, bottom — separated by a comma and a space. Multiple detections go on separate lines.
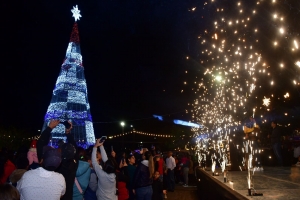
108, 130, 175, 139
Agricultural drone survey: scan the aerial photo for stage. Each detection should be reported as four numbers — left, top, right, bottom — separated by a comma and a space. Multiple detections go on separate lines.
196, 166, 300, 200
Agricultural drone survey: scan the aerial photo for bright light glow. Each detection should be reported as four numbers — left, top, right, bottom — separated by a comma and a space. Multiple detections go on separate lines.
263, 97, 271, 106
294, 40, 298, 49
173, 120, 202, 128
279, 28, 284, 34
215, 75, 222, 81
71, 5, 82, 21
120, 122, 125, 127
284, 93, 289, 98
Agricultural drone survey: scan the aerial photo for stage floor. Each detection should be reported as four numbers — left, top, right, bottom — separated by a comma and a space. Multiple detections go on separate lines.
209, 166, 300, 200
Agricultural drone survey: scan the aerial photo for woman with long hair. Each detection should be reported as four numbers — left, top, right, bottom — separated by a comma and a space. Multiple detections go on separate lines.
132, 151, 154, 200
92, 139, 117, 200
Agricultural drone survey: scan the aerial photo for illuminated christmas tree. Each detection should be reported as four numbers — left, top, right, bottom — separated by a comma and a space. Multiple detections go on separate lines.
42, 5, 95, 147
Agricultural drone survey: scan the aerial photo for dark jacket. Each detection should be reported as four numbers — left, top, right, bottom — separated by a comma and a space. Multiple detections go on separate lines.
152, 179, 163, 200
125, 164, 136, 189
133, 160, 153, 189
37, 126, 79, 200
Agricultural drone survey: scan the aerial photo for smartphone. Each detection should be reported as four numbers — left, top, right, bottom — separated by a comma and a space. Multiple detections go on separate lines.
60, 121, 71, 129
111, 146, 114, 152
99, 136, 107, 142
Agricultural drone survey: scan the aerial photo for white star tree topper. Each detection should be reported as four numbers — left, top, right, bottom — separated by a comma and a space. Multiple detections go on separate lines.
71, 5, 82, 21
262, 96, 271, 107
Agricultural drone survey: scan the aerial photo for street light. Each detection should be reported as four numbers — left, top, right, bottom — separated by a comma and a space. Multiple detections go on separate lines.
120, 122, 125, 147
120, 122, 125, 128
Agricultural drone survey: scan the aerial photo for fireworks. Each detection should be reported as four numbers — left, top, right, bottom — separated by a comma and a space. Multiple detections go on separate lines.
186, 0, 300, 169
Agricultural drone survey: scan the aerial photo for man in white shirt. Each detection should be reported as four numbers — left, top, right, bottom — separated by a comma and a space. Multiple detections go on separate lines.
17, 146, 66, 200
165, 151, 176, 192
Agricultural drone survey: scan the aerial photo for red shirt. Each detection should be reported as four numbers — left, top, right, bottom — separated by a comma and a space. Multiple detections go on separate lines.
0, 160, 16, 184
157, 158, 164, 175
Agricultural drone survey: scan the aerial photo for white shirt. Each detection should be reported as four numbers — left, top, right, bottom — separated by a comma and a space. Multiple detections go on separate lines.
294, 146, 300, 158
166, 156, 176, 170
92, 146, 117, 200
17, 167, 66, 200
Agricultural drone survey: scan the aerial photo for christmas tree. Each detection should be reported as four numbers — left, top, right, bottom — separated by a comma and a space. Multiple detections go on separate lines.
42, 5, 95, 147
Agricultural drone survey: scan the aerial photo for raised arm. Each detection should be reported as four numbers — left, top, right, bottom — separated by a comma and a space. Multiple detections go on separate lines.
37, 119, 60, 162
65, 121, 76, 147
92, 139, 106, 177
99, 146, 108, 163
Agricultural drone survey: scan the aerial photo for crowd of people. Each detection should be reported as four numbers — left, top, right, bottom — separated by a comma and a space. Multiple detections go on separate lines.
243, 117, 300, 168
0, 119, 195, 200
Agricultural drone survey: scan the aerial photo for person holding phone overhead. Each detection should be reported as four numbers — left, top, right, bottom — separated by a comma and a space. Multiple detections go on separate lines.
92, 138, 117, 200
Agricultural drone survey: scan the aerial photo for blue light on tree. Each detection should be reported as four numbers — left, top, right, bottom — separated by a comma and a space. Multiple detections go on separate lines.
42, 6, 95, 147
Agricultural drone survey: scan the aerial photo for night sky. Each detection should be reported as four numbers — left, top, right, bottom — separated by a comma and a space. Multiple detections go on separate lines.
1, 0, 205, 135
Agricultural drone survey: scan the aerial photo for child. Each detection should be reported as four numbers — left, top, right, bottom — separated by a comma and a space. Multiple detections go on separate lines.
27, 139, 40, 169
152, 171, 164, 200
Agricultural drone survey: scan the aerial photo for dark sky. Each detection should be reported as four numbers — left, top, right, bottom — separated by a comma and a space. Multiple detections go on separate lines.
1, 0, 205, 135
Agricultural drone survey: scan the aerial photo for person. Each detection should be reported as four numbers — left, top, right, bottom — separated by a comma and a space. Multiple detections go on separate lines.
27, 139, 39, 169
269, 120, 283, 166
9, 156, 29, 187
92, 139, 117, 200
151, 171, 164, 200
17, 146, 66, 200
188, 155, 194, 177
0, 151, 16, 185
180, 154, 190, 187
248, 116, 256, 128
154, 148, 164, 181
165, 151, 176, 192
84, 151, 101, 200
174, 156, 181, 184
125, 153, 136, 200
0, 183, 20, 200
113, 151, 130, 200
293, 145, 300, 167
73, 147, 91, 200
37, 119, 78, 200
133, 151, 154, 200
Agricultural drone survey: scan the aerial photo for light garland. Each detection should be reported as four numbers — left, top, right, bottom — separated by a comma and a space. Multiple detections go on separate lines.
107, 130, 175, 139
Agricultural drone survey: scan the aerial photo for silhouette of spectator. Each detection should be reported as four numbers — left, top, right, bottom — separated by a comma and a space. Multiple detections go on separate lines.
17, 146, 65, 200
0, 151, 16, 184
0, 183, 20, 200
9, 156, 29, 187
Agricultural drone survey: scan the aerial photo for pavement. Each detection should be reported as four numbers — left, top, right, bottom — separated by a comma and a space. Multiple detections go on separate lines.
210, 166, 300, 200
166, 175, 198, 200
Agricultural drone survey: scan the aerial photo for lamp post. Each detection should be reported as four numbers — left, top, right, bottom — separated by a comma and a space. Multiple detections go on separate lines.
121, 122, 125, 147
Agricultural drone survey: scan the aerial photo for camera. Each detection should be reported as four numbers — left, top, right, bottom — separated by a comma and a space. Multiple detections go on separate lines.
60, 120, 71, 129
